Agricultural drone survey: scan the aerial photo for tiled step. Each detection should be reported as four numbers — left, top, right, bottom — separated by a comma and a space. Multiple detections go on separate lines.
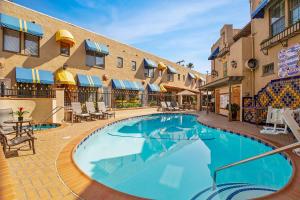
191, 183, 277, 200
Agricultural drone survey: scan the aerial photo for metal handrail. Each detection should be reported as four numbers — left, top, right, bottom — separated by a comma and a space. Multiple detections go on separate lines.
41, 106, 64, 124
212, 142, 300, 190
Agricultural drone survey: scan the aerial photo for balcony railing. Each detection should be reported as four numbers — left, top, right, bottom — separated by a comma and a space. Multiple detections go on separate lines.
217, 46, 230, 58
260, 20, 300, 51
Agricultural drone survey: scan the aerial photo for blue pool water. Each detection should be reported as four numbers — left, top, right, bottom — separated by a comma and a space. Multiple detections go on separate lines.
33, 123, 60, 131
73, 114, 292, 200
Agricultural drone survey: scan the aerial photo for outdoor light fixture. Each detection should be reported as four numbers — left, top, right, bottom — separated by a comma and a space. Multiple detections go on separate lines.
280, 40, 288, 47
261, 48, 268, 56
62, 64, 68, 70
211, 69, 218, 77
231, 60, 237, 68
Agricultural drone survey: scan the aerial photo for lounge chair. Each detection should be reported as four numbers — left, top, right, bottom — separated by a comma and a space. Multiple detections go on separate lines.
171, 101, 181, 111
166, 101, 176, 111
97, 102, 115, 118
260, 106, 287, 134
0, 131, 35, 156
282, 109, 300, 156
71, 102, 90, 122
86, 102, 104, 120
0, 108, 16, 134
160, 101, 169, 111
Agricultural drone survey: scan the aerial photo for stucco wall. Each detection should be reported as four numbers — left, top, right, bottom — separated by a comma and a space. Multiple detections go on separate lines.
0, 97, 57, 123
0, 0, 202, 92
251, 0, 300, 94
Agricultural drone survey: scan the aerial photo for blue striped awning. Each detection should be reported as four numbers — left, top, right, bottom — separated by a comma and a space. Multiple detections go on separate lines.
85, 39, 109, 55
77, 74, 102, 87
0, 13, 43, 37
148, 83, 160, 92
188, 72, 196, 79
16, 67, 53, 84
112, 79, 144, 91
208, 47, 220, 60
251, 0, 269, 19
144, 58, 157, 68
167, 65, 178, 74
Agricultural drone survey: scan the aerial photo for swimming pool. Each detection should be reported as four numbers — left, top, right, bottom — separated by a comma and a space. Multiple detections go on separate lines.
32, 123, 60, 131
73, 114, 292, 200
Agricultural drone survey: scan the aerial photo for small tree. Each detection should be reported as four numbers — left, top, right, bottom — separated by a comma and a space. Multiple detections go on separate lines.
186, 63, 194, 69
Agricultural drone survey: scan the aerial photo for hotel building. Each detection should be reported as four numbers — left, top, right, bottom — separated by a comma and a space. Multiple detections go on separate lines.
203, 0, 300, 123
0, 0, 204, 122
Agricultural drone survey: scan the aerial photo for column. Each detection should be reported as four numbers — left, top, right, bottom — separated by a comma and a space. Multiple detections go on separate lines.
206, 89, 209, 114
53, 88, 65, 123
196, 93, 201, 111
228, 82, 232, 121
199, 90, 202, 111
178, 94, 183, 106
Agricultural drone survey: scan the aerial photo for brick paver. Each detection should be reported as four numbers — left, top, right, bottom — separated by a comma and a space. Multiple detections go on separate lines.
2, 109, 300, 199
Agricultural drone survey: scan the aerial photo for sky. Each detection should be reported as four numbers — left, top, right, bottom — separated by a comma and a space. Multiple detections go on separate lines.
13, 0, 250, 73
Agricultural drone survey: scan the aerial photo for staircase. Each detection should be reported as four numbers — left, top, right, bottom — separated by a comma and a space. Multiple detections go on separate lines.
191, 183, 276, 200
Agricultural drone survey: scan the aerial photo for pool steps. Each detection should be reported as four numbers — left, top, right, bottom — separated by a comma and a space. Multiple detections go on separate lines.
191, 182, 276, 200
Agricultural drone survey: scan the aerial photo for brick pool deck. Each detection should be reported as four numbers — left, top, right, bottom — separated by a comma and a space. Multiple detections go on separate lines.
1, 109, 300, 199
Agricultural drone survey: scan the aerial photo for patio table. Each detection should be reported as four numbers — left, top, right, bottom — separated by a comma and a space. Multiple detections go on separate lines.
4, 118, 33, 137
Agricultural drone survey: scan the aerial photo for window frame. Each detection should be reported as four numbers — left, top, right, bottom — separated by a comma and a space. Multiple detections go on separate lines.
60, 42, 70, 57
262, 63, 275, 76
2, 28, 21, 54
290, 0, 300, 24
131, 60, 137, 71
167, 73, 174, 82
223, 62, 228, 77
117, 57, 124, 68
86, 51, 105, 68
269, 0, 286, 36
24, 33, 40, 57
144, 68, 154, 78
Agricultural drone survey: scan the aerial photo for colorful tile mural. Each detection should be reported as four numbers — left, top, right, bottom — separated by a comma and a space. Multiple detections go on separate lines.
243, 75, 300, 123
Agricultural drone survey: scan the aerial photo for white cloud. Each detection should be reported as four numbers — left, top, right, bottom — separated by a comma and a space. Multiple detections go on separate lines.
99, 0, 232, 43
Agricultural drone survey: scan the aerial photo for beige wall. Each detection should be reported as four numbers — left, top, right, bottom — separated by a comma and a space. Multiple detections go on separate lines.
251, 0, 300, 94
0, 97, 57, 123
0, 0, 202, 92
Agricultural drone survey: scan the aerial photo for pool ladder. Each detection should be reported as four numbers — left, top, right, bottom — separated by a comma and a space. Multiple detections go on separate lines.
212, 142, 300, 190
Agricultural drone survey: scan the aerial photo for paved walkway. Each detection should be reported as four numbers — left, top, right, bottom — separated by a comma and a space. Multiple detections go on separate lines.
5, 108, 159, 200
2, 110, 300, 199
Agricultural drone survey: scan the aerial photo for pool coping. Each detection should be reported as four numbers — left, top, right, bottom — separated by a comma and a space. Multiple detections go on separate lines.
56, 112, 297, 200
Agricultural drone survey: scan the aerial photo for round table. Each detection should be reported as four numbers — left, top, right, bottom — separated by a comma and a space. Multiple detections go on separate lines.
4, 118, 33, 137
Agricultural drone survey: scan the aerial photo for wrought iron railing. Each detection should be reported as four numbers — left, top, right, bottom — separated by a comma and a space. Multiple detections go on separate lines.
0, 88, 56, 98
261, 20, 300, 50
217, 46, 230, 58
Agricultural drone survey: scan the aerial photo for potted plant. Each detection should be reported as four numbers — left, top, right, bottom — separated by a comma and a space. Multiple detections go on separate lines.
14, 107, 29, 121
226, 103, 240, 120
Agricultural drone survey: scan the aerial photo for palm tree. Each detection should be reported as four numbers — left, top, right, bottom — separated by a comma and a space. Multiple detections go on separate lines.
186, 63, 194, 69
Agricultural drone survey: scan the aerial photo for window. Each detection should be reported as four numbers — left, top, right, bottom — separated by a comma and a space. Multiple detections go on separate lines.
144, 68, 154, 78
290, 0, 300, 24
131, 61, 137, 71
159, 70, 163, 77
177, 74, 180, 81
3, 28, 20, 53
262, 63, 274, 76
167, 74, 174, 81
86, 51, 105, 68
270, 0, 285, 36
223, 62, 228, 77
183, 75, 185, 81
24, 33, 39, 56
117, 57, 123, 68
60, 42, 70, 56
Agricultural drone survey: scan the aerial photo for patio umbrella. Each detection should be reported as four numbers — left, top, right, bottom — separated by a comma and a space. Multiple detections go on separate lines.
176, 90, 196, 96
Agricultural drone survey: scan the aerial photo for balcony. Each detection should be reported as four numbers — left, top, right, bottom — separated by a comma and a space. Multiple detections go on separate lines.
217, 46, 230, 58
260, 20, 300, 52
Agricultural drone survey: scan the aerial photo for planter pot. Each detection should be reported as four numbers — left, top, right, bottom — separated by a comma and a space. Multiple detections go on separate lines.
232, 112, 238, 120
18, 117, 23, 121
